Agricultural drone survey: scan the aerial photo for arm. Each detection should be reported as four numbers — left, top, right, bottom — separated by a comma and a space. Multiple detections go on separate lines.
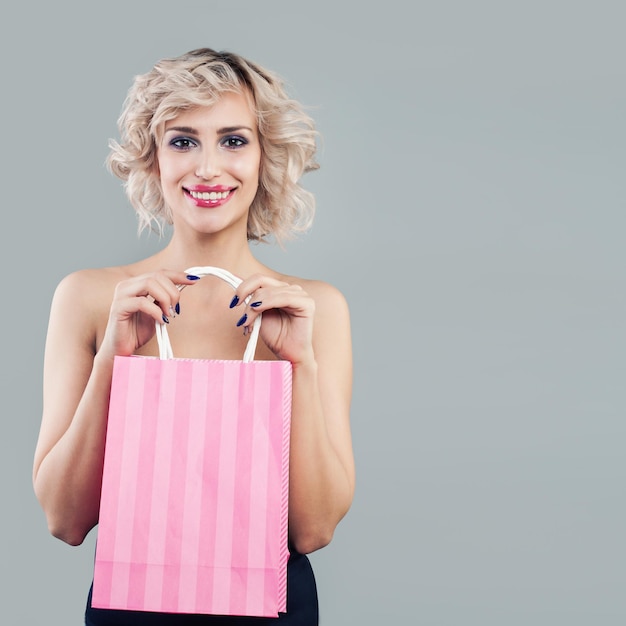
33, 270, 114, 545
288, 284, 354, 554
33, 269, 197, 545
233, 277, 355, 554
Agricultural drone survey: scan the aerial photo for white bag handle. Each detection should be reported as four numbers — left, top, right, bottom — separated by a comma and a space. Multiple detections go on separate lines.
155, 266, 261, 363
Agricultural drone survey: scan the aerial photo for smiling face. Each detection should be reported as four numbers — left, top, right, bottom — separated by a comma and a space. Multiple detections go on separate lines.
156, 90, 262, 238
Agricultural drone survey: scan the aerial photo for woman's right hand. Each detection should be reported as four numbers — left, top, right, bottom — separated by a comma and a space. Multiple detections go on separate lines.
98, 270, 199, 360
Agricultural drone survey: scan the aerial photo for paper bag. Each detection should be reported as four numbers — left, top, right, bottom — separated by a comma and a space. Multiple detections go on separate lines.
92, 267, 291, 617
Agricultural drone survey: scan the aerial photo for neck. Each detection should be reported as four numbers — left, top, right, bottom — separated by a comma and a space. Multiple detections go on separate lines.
155, 229, 265, 277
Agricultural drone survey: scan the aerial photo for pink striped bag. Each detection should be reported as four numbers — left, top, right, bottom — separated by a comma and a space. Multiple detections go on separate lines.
92, 267, 291, 617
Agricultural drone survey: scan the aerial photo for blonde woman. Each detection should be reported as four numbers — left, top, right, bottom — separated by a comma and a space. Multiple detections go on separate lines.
33, 48, 354, 625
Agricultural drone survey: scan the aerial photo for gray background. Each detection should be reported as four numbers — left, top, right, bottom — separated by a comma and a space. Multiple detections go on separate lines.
1, 1, 624, 624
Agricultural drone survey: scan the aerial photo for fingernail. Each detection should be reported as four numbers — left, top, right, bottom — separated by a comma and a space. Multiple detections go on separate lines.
162, 314, 170, 324
229, 295, 240, 309
250, 301, 262, 308
186, 274, 201, 280
236, 313, 247, 327
175, 302, 180, 315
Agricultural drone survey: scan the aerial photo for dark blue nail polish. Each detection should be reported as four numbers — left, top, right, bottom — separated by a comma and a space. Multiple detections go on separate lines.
229, 295, 240, 309
186, 275, 201, 280
236, 313, 247, 327
175, 302, 180, 315
250, 301, 262, 308
162, 314, 170, 324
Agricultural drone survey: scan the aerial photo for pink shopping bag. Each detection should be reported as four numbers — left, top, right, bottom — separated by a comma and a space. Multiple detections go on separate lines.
92, 267, 291, 617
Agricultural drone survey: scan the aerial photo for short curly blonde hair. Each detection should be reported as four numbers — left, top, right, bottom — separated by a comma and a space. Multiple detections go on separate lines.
108, 48, 319, 242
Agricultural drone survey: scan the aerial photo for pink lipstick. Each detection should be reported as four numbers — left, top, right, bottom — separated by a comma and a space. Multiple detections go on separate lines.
185, 185, 234, 208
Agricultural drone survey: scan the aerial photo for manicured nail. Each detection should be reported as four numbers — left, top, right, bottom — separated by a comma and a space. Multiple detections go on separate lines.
162, 314, 170, 324
229, 295, 240, 308
236, 313, 247, 327
186, 274, 201, 280
175, 302, 180, 315
250, 301, 262, 308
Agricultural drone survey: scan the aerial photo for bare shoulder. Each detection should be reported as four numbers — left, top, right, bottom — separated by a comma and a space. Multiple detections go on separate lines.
49, 264, 140, 350
279, 273, 353, 399
278, 274, 351, 339
52, 265, 130, 313
282, 274, 349, 313
53, 255, 158, 301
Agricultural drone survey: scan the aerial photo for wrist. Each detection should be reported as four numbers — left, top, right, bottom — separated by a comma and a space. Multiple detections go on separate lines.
93, 349, 117, 373
291, 355, 318, 375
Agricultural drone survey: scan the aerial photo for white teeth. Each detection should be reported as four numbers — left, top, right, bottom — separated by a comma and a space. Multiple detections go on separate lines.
189, 190, 230, 200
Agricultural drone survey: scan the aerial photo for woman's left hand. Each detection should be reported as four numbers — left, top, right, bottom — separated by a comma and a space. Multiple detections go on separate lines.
231, 274, 315, 366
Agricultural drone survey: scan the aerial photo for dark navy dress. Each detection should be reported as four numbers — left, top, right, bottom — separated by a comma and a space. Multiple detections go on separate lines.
85, 552, 318, 626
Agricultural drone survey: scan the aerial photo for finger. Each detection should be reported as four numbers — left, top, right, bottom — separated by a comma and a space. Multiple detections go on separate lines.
230, 274, 288, 309
117, 271, 198, 320
139, 277, 179, 320
248, 284, 311, 313
167, 270, 203, 290
128, 294, 172, 325
235, 284, 314, 333
232, 288, 266, 331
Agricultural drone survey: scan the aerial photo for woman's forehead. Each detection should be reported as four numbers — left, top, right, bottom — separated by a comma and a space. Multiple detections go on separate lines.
166, 94, 256, 129
153, 92, 257, 141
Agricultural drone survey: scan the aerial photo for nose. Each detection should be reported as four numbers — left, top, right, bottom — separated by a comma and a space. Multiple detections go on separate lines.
195, 147, 222, 180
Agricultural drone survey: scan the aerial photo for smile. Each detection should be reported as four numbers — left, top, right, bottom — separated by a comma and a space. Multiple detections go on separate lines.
188, 189, 231, 201
185, 187, 234, 207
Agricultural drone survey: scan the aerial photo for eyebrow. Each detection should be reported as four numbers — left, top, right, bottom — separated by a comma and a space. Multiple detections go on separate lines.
164, 125, 255, 135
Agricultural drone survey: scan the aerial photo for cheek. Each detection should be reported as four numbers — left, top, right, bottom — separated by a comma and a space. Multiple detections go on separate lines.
236, 152, 261, 182
156, 153, 169, 181
158, 154, 186, 185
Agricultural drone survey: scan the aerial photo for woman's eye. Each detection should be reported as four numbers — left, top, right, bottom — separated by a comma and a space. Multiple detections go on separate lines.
221, 135, 248, 149
169, 137, 197, 150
